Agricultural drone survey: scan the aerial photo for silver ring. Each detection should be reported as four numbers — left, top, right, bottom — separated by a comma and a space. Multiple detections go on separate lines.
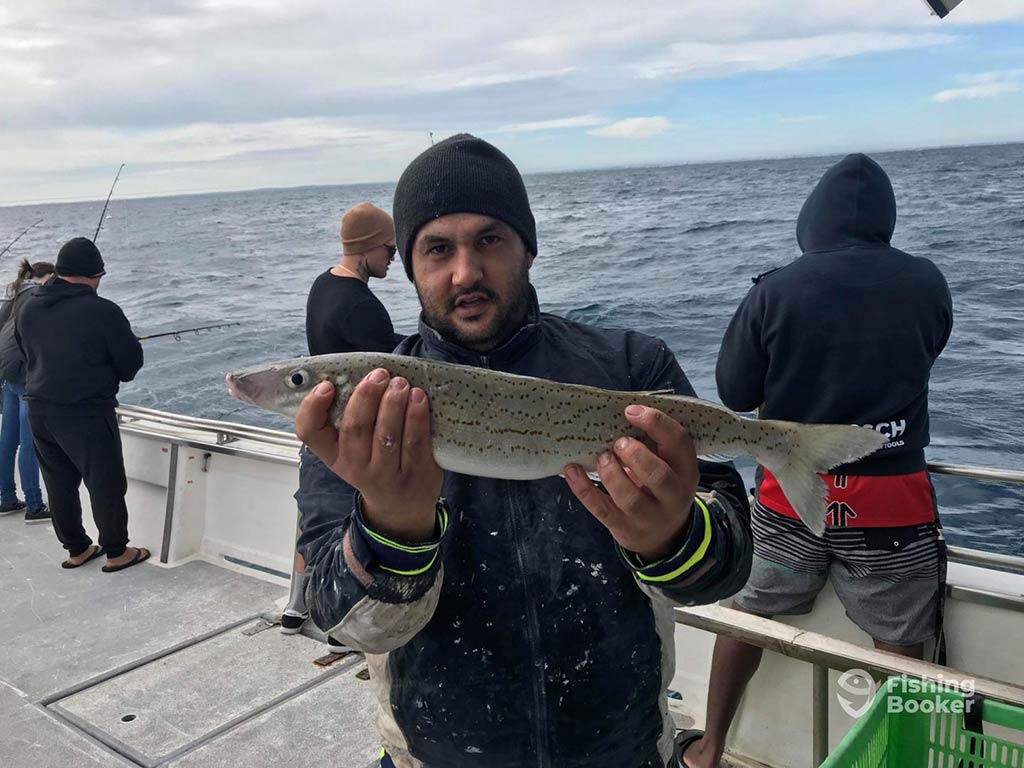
379, 434, 396, 449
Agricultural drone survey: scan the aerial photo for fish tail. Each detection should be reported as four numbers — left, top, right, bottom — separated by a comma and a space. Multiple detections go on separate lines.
753, 422, 887, 537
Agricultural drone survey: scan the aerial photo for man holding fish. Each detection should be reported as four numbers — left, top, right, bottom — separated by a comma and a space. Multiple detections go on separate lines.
227, 135, 882, 767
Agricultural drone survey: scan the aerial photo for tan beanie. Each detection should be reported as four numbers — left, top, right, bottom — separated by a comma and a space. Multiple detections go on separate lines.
340, 203, 396, 255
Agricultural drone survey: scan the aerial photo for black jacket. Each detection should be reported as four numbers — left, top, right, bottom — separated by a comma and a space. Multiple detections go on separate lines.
297, 294, 752, 767
0, 282, 41, 385
716, 153, 953, 474
17, 278, 144, 406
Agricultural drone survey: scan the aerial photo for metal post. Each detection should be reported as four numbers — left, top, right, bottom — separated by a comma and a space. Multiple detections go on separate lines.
812, 663, 829, 766
160, 444, 180, 564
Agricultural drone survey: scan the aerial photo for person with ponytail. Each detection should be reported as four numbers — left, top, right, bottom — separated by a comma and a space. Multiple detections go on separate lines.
0, 258, 54, 522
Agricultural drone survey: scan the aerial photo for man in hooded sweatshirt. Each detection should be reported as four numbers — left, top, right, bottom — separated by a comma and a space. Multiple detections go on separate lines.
677, 154, 953, 767
16, 237, 148, 572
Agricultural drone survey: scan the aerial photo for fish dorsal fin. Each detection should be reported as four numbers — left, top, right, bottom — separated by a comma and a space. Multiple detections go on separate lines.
638, 389, 675, 396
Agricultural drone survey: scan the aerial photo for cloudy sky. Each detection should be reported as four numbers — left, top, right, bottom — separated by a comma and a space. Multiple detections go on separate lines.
2, 0, 1023, 204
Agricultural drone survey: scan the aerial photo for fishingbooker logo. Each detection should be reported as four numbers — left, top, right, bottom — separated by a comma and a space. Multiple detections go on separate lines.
836, 669, 976, 718
857, 420, 907, 450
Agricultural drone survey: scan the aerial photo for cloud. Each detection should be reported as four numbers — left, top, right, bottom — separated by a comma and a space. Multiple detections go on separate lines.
3, 0, 1024, 200
588, 117, 669, 139
636, 32, 953, 81
495, 115, 607, 133
932, 68, 1024, 102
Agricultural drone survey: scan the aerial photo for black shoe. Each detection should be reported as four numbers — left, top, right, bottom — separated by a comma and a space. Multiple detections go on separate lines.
0, 499, 26, 516
327, 635, 353, 654
280, 611, 308, 635
24, 504, 51, 524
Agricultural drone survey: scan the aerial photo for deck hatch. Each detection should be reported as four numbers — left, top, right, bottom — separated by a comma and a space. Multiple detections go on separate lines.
46, 619, 355, 767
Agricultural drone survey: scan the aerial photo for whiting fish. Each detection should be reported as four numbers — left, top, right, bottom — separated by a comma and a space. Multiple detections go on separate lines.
226, 352, 886, 535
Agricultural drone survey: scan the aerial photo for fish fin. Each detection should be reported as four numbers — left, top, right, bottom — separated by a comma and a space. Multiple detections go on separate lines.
697, 453, 736, 463
757, 423, 886, 537
637, 389, 675, 396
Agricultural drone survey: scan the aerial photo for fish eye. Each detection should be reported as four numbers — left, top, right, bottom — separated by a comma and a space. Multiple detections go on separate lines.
286, 368, 311, 389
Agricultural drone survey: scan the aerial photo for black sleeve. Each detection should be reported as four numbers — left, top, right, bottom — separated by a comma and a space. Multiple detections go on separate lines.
106, 306, 144, 382
621, 336, 753, 605
716, 285, 769, 412
629, 333, 696, 397
0, 299, 14, 331
934, 269, 954, 357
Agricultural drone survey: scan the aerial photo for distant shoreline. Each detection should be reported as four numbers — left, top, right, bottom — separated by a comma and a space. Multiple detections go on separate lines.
3, 138, 1022, 210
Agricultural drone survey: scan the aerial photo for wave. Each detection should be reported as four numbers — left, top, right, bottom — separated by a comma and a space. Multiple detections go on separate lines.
682, 218, 784, 234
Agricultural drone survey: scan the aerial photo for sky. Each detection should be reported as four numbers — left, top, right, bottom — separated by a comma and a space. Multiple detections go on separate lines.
2, 0, 1023, 205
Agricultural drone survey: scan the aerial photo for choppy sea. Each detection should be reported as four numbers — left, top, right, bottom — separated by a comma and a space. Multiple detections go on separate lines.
2, 142, 1022, 555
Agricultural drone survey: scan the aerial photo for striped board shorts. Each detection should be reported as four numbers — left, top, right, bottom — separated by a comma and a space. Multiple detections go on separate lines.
734, 501, 946, 646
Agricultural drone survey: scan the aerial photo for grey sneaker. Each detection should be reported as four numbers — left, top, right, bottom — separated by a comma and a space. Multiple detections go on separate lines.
25, 504, 51, 524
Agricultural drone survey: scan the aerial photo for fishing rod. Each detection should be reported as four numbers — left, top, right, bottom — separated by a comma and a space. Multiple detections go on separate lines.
0, 219, 44, 259
93, 163, 125, 243
137, 321, 241, 342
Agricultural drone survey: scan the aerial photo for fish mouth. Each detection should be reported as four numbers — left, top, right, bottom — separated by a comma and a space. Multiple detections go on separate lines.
226, 371, 271, 406
225, 372, 253, 404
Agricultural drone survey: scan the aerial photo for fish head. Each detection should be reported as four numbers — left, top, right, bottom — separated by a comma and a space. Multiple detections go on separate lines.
226, 357, 359, 423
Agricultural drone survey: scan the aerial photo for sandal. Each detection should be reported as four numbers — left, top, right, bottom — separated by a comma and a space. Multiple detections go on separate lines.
102, 547, 151, 573
675, 729, 705, 767
62, 545, 105, 569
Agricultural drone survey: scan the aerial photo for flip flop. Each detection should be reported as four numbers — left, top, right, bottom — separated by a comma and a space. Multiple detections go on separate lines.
675, 729, 705, 768
61, 545, 105, 569
102, 547, 151, 573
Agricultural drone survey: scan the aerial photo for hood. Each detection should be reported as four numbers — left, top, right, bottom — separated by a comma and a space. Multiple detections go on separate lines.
796, 153, 896, 253
33, 277, 96, 307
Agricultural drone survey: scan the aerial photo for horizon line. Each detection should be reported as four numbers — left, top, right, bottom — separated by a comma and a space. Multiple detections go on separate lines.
2, 137, 1022, 210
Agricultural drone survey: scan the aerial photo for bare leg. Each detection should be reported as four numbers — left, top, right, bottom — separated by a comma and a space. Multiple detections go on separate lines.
873, 639, 923, 659
682, 603, 768, 768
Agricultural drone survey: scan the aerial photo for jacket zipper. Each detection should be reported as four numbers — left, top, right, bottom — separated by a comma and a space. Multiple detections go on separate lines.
505, 480, 550, 767
481, 352, 548, 765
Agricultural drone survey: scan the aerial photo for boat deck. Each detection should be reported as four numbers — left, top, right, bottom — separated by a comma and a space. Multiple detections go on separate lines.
0, 518, 380, 768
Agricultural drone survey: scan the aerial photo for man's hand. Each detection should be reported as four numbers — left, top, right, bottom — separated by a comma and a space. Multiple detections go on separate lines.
564, 404, 699, 562
295, 368, 442, 542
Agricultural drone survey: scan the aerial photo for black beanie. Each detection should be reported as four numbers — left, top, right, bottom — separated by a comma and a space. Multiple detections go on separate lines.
56, 237, 105, 278
393, 133, 537, 281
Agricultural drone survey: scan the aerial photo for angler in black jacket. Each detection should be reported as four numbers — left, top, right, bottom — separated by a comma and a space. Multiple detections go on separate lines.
679, 155, 953, 768
16, 238, 149, 572
294, 135, 752, 767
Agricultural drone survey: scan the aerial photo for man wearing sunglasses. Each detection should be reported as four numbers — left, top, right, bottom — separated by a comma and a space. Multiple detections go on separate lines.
305, 202, 404, 356
287, 203, 405, 650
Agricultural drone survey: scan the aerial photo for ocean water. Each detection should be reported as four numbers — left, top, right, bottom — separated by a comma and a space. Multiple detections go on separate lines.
2, 143, 1023, 555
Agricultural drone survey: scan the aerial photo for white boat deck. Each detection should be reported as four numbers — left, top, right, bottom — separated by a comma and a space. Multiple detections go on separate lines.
0, 519, 381, 768
3, 404, 1022, 768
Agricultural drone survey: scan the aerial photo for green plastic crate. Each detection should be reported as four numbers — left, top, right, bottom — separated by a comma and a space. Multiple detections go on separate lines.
822, 676, 1024, 767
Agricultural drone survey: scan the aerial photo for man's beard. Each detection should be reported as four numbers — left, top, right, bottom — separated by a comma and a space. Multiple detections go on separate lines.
417, 269, 533, 353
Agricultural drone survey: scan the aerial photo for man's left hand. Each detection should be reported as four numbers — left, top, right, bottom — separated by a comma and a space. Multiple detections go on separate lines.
564, 404, 699, 562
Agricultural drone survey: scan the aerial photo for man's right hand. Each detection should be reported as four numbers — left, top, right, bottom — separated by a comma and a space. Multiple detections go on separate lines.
295, 368, 442, 542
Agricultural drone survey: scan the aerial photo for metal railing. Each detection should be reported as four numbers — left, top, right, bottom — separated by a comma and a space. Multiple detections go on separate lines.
677, 461, 1024, 767
674, 604, 1024, 767
115, 403, 1024, 570
116, 403, 301, 465
114, 404, 1024, 764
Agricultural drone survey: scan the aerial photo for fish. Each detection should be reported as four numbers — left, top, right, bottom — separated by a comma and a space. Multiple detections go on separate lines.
226, 352, 886, 535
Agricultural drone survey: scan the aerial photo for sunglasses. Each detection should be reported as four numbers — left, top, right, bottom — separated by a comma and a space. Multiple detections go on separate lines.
380, 244, 398, 257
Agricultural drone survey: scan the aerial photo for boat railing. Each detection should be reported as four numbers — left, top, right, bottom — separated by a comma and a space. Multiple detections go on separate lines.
115, 403, 1024, 573
674, 603, 1024, 766
114, 403, 1024, 764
